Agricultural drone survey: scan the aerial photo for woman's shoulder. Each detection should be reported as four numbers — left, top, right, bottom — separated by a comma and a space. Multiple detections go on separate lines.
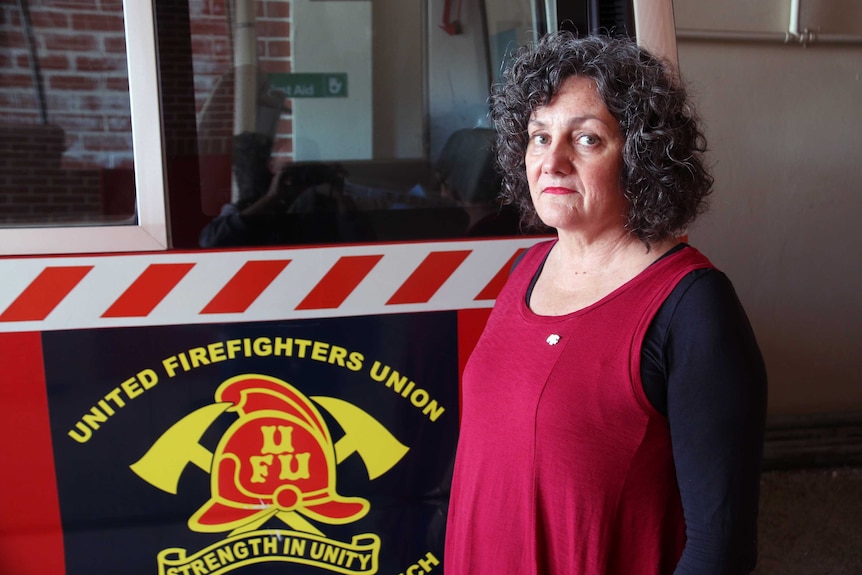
510, 238, 555, 273
661, 262, 751, 336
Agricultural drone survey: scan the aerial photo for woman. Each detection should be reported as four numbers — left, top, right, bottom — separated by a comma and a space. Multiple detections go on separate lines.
444, 32, 767, 574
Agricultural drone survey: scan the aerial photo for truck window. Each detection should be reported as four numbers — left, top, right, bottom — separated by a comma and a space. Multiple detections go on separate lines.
0, 1, 166, 255
1, 0, 554, 253
160, 0, 546, 248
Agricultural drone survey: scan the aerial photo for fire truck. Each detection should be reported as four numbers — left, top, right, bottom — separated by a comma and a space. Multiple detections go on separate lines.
0, 1, 674, 573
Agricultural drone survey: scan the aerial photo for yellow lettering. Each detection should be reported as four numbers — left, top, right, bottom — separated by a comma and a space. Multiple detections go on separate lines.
263, 537, 278, 554
216, 545, 234, 564
188, 346, 209, 368
233, 541, 249, 560
207, 342, 227, 363
260, 425, 295, 454
139, 368, 158, 390
410, 388, 429, 408
273, 337, 291, 356
311, 341, 329, 361
68, 421, 92, 443
247, 537, 262, 554
418, 551, 440, 571
293, 338, 312, 358
189, 558, 207, 575
162, 355, 180, 378
277, 452, 311, 480
328, 345, 347, 366
369, 360, 389, 382
121, 377, 143, 399
226, 339, 243, 359
203, 551, 220, 570
422, 399, 445, 422
97, 399, 115, 416
82, 406, 108, 430
104, 387, 126, 408
253, 337, 272, 356
347, 351, 364, 371
323, 544, 339, 563
250, 454, 273, 483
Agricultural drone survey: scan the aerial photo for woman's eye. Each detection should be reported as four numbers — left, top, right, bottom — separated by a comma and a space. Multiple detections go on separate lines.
577, 134, 598, 146
530, 134, 549, 146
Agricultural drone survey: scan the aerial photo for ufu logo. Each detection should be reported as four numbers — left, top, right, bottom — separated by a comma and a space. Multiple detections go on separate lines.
131, 374, 409, 575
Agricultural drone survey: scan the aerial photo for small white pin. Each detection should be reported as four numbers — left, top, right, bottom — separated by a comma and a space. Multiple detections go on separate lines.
546, 334, 561, 345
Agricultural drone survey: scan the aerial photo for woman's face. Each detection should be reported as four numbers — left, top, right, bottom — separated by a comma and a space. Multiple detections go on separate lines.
525, 75, 627, 237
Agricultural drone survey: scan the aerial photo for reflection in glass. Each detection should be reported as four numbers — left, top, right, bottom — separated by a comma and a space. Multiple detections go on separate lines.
0, 0, 136, 227
185, 0, 534, 248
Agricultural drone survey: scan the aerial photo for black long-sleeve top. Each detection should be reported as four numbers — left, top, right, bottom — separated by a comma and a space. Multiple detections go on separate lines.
642, 259, 767, 574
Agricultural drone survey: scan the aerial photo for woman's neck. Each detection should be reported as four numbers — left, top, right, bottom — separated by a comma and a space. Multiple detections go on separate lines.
528, 233, 680, 316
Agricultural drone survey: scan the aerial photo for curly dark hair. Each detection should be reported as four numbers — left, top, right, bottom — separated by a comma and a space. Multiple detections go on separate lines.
490, 31, 713, 243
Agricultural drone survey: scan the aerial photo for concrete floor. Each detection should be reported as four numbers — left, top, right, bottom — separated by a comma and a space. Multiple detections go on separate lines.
753, 467, 862, 574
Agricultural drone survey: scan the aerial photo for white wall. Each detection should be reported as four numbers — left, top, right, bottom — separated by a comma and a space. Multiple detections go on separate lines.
674, 0, 862, 415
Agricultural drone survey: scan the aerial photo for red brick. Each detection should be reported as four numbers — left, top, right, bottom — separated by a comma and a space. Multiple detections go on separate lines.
44, 33, 99, 52
103, 36, 127, 53
265, 1, 291, 19
107, 116, 132, 131
76, 55, 127, 73
256, 19, 290, 38
16, 53, 71, 71
43, 1, 100, 11
273, 136, 293, 154
105, 77, 129, 91
49, 75, 100, 91
1, 74, 39, 89
30, 10, 70, 29
82, 133, 131, 151
259, 60, 291, 74
51, 114, 104, 131
80, 95, 130, 114
264, 39, 291, 58
71, 13, 124, 33
190, 18, 229, 36
99, 0, 125, 11
2, 30, 26, 48
0, 106, 39, 121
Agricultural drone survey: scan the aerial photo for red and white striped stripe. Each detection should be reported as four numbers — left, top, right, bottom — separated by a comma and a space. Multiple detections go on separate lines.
0, 238, 545, 332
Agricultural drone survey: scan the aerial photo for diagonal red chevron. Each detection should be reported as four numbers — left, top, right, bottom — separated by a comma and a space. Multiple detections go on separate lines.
201, 259, 291, 314
296, 254, 384, 310
387, 250, 472, 305
474, 248, 527, 301
0, 266, 93, 322
102, 263, 195, 318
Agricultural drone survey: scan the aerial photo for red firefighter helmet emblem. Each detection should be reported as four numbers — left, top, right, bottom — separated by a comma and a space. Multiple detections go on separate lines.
189, 374, 370, 533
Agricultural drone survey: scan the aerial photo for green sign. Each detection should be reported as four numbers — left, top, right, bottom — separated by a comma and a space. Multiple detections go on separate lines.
268, 73, 348, 98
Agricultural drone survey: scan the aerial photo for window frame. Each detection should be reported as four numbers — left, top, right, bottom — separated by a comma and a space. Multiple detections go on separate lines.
0, 0, 167, 256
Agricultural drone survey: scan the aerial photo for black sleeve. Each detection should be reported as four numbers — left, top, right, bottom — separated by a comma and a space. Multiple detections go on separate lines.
644, 268, 768, 574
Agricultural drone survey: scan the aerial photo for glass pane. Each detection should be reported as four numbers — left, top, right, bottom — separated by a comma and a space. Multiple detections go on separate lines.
163, 0, 542, 249
0, 0, 137, 228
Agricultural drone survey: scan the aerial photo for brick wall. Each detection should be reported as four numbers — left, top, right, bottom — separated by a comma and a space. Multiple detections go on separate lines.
0, 0, 293, 225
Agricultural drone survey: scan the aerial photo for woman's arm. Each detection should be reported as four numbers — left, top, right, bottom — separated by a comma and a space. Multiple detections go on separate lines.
643, 268, 768, 574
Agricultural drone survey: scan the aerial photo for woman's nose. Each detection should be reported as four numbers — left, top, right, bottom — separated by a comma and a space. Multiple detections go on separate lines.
542, 141, 573, 175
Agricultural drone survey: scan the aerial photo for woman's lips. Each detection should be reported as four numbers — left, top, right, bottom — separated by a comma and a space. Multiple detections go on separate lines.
542, 186, 576, 195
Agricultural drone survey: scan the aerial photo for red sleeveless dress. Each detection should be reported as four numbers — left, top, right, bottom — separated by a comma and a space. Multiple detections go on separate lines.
445, 240, 714, 574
